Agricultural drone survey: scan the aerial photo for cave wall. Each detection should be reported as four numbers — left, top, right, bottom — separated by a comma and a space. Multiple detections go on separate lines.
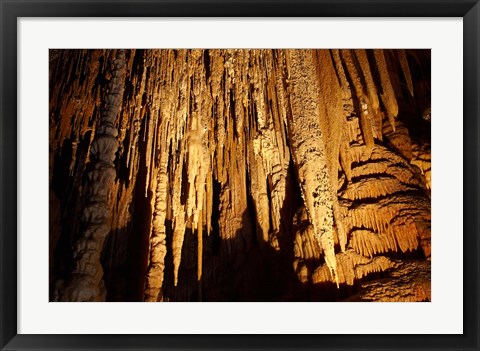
49, 49, 431, 302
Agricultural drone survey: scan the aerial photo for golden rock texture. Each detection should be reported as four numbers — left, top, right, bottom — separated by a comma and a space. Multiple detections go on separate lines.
50, 49, 431, 302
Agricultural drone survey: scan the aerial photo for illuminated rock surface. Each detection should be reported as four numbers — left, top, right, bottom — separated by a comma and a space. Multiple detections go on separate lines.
50, 49, 431, 302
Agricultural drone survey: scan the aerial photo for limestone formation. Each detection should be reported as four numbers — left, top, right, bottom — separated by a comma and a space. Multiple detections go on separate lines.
49, 49, 431, 302
54, 50, 126, 301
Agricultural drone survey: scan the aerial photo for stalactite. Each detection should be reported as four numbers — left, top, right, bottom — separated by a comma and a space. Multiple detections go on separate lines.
354, 50, 380, 113
411, 141, 431, 190
50, 49, 431, 302
126, 52, 147, 179
382, 119, 413, 161
54, 49, 126, 302
354, 49, 383, 142
339, 193, 430, 257
331, 49, 354, 183
341, 176, 417, 201
313, 50, 348, 252
346, 260, 430, 302
398, 49, 414, 97
172, 150, 186, 287
293, 207, 322, 283
211, 51, 227, 183
249, 52, 273, 246
246, 50, 291, 250
339, 132, 352, 183
312, 249, 395, 286
340, 49, 376, 152
285, 49, 339, 286
373, 49, 399, 131
349, 229, 396, 258
331, 49, 353, 108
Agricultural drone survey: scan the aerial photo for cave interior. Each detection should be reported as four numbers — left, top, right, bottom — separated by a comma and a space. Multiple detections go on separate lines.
49, 49, 431, 302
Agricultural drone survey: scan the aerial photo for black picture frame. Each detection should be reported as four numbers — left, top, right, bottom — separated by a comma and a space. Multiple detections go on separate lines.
1, 1, 478, 350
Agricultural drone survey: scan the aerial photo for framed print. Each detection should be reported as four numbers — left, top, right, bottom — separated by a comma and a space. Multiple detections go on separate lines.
1, 0, 479, 350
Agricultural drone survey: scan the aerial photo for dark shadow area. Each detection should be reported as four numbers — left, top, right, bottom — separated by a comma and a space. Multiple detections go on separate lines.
123, 111, 154, 302
49, 129, 95, 300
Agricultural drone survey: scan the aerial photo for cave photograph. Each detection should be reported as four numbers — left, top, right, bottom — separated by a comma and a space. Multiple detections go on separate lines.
50, 49, 431, 302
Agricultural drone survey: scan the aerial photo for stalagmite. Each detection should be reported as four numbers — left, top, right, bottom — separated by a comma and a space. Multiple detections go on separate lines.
144, 152, 169, 302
